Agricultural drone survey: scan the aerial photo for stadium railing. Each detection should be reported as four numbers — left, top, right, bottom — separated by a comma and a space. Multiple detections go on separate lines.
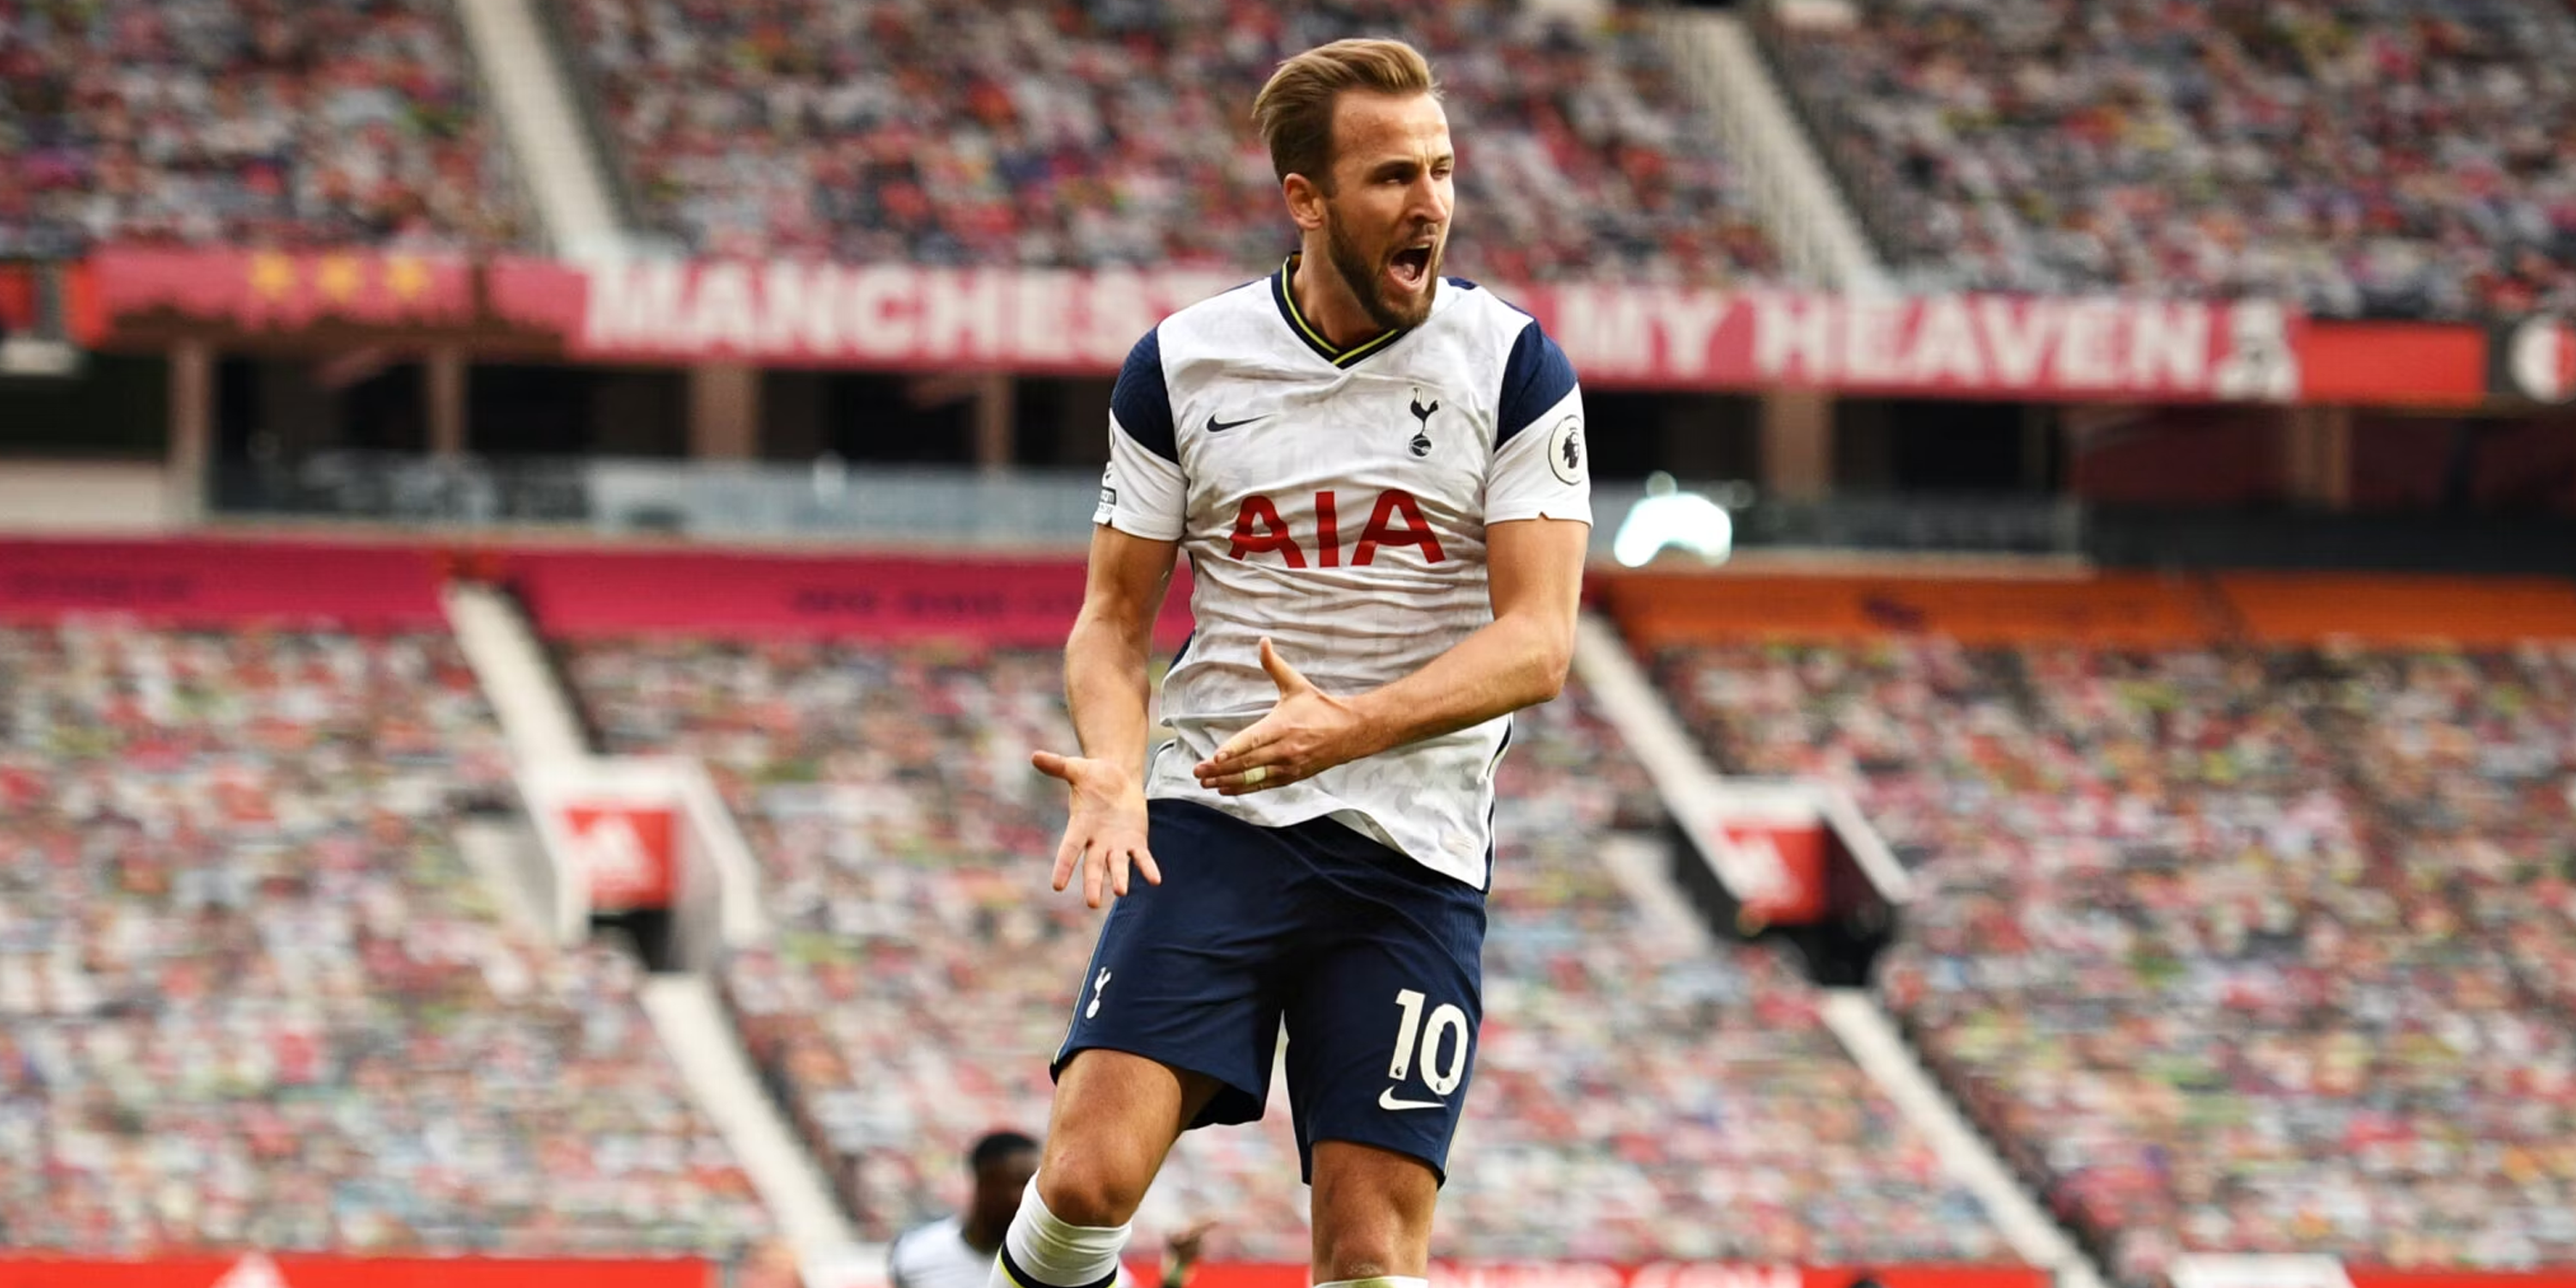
209, 453, 2080, 558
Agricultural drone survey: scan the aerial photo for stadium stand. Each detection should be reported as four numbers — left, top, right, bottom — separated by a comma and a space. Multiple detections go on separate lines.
2323, 646, 2576, 1018
1652, 635, 2576, 1284
0, 620, 769, 1255
1765, 0, 2576, 319
560, 635, 2013, 1262
0, 0, 525, 255
560, 0, 1781, 283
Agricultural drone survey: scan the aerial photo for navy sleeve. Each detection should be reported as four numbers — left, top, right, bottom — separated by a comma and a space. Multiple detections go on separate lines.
1109, 328, 1178, 463
1495, 320, 1578, 448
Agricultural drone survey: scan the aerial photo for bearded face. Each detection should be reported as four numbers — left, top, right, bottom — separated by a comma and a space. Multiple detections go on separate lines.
1308, 90, 1454, 333
1321, 196, 1443, 332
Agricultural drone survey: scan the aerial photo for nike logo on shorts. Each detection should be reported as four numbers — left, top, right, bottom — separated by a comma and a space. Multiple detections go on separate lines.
1205, 413, 1265, 434
1377, 1087, 1445, 1112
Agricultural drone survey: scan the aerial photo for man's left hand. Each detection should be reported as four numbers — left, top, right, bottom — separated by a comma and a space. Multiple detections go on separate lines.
1194, 638, 1370, 795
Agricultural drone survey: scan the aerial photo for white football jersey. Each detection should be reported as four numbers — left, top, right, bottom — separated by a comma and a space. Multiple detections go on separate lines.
1093, 257, 1590, 890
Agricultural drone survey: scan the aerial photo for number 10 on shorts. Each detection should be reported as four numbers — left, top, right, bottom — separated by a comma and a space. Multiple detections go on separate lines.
1388, 988, 1470, 1097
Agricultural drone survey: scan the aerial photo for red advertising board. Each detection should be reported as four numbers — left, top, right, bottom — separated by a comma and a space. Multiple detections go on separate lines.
0, 538, 448, 629
2172, 1260, 2576, 1288
1173, 1264, 2044, 1288
0, 264, 33, 332
2216, 573, 2576, 646
563, 800, 678, 911
0, 1255, 709, 1288
503, 547, 1194, 648
1722, 821, 1831, 926
2298, 321, 2491, 407
2347, 1274, 2576, 1288
79, 244, 2501, 406
92, 245, 478, 332
1603, 571, 2218, 649
538, 260, 2303, 401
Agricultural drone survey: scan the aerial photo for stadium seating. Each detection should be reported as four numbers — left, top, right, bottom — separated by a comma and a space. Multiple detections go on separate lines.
0, 0, 524, 255
2324, 647, 2576, 1016
560, 0, 1781, 283
562, 635, 2012, 1262
0, 622, 769, 1255
1765, 0, 2576, 319
1654, 638, 2576, 1283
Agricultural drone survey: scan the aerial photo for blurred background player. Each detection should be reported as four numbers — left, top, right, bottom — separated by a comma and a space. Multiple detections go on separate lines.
896, 1133, 1212, 1288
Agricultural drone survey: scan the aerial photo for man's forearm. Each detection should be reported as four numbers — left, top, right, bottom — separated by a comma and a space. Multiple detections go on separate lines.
1064, 612, 1157, 776
1345, 610, 1571, 760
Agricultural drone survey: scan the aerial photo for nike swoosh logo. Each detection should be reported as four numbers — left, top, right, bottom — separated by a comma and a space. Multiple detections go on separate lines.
1205, 414, 1265, 434
1378, 1088, 1446, 1112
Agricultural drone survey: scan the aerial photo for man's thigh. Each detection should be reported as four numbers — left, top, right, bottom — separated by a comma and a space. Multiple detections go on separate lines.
1279, 852, 1486, 1186
1054, 799, 1305, 1129
1309, 1139, 1439, 1281
1039, 1049, 1225, 1224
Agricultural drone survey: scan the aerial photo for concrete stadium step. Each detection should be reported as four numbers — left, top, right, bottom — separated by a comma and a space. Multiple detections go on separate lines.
445, 580, 593, 767
444, 577, 862, 1259
452, 0, 635, 256
1571, 612, 2111, 1285
643, 973, 860, 1255
1649, 9, 1893, 295
1820, 990, 2109, 1288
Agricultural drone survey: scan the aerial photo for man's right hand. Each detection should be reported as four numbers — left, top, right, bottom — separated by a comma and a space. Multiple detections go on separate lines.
1032, 750, 1162, 908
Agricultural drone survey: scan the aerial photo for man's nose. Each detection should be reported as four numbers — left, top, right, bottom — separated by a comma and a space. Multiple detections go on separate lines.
1406, 174, 1448, 222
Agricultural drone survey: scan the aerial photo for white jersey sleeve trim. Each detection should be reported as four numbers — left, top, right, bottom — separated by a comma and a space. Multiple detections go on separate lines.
1096, 328, 1186, 540
1486, 382, 1590, 526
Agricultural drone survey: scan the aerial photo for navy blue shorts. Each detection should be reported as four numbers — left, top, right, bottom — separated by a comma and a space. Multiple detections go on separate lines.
1053, 798, 1487, 1183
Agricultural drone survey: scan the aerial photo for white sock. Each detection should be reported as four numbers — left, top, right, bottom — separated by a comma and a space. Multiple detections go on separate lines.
992, 1178, 1133, 1288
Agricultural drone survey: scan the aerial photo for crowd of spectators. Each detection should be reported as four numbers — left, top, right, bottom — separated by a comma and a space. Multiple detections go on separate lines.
1766, 0, 2576, 319
563, 0, 1781, 283
2318, 646, 2576, 1018
0, 621, 769, 1255
24, 0, 2576, 322
564, 634, 2008, 1262
1656, 638, 2576, 1284
0, 0, 525, 256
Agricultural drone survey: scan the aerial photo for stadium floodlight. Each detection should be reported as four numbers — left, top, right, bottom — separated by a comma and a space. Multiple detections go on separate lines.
1613, 471, 1734, 568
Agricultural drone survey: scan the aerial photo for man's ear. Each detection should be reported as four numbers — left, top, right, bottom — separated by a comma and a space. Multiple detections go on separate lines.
1283, 173, 1328, 232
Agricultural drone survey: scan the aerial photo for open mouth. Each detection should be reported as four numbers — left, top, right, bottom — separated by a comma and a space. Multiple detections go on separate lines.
1388, 244, 1434, 289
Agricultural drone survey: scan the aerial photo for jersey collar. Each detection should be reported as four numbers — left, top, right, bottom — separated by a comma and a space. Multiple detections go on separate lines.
1270, 254, 1414, 368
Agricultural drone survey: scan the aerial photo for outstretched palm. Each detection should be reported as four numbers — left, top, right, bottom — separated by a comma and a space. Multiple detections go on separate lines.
1032, 750, 1161, 908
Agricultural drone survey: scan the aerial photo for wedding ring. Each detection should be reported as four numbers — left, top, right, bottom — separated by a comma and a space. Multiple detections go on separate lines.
1243, 765, 1270, 785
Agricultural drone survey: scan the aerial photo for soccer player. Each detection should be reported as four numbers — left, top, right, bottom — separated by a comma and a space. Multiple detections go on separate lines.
897, 1133, 1211, 1288
1016, 35, 1589, 1288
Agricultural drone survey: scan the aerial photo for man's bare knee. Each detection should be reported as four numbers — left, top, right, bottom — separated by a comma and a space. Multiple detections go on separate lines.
1309, 1141, 1438, 1282
1037, 1050, 1220, 1227
1313, 1237, 1402, 1285
1035, 1149, 1151, 1228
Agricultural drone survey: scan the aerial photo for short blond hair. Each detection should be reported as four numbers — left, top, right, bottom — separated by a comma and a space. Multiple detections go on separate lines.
1251, 38, 1439, 191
